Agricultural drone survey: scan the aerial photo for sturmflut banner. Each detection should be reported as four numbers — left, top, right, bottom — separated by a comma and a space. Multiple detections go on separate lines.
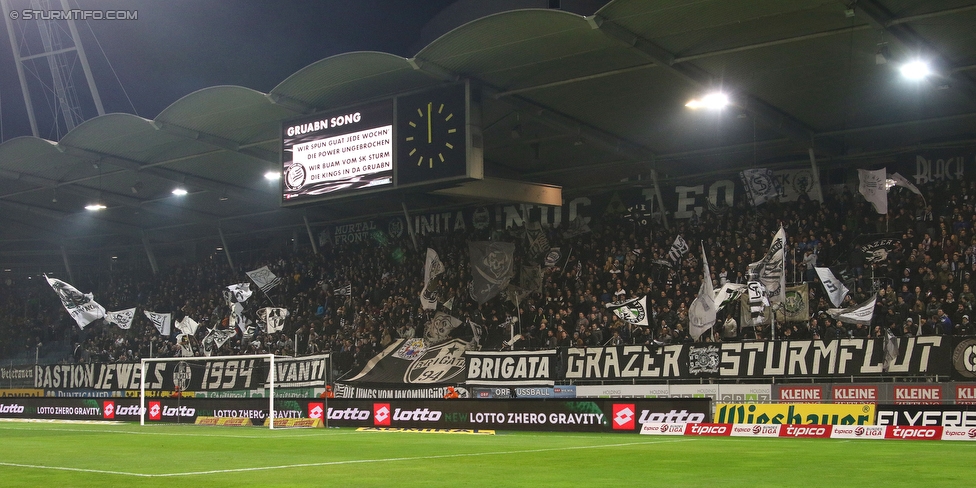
561, 337, 950, 380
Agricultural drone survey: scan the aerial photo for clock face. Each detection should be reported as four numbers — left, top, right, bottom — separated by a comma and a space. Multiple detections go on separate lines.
396, 84, 467, 186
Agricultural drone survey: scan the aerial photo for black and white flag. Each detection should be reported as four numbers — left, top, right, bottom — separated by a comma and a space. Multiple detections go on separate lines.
174, 316, 199, 336
202, 327, 237, 356
858, 168, 888, 214
740, 168, 784, 206
668, 235, 689, 264
748, 227, 786, 304
745, 281, 770, 326
143, 311, 172, 336
524, 222, 550, 259
605, 295, 649, 326
827, 294, 877, 325
105, 308, 136, 330
335, 284, 352, 296
246, 266, 281, 293
544, 247, 562, 268
44, 275, 105, 330
423, 312, 464, 343
689, 243, 716, 341
223, 283, 253, 304
468, 241, 515, 304
815, 267, 849, 308
257, 307, 289, 333
420, 248, 444, 310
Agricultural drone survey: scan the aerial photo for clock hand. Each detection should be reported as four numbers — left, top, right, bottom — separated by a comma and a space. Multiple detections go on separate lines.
427, 102, 432, 144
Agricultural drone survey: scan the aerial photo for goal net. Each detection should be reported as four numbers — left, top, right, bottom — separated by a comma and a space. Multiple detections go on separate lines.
139, 354, 282, 429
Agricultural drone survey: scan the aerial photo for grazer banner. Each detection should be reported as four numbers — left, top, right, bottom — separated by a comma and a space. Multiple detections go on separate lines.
0, 398, 710, 432
465, 350, 556, 386
561, 337, 950, 380
30, 355, 329, 391
876, 405, 976, 427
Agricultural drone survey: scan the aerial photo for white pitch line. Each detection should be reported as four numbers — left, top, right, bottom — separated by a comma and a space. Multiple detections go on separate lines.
0, 438, 693, 478
0, 425, 361, 440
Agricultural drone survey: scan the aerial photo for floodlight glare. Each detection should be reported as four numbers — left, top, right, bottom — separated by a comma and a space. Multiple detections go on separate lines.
85, 203, 107, 211
264, 171, 280, 181
172, 188, 188, 196
686, 92, 729, 110
900, 60, 931, 80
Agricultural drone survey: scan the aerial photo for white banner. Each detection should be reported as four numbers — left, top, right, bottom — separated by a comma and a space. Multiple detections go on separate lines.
740, 168, 783, 206
689, 243, 716, 341
174, 316, 199, 336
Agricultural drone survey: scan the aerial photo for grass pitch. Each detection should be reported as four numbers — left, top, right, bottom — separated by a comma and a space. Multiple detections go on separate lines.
0, 421, 973, 487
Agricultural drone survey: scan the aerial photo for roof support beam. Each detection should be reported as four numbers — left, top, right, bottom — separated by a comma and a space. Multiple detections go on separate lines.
589, 14, 844, 156
151, 121, 279, 164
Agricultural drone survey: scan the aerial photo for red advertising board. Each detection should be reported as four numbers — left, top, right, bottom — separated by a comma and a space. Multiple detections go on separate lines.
832, 386, 878, 403
893, 386, 943, 405
777, 386, 823, 403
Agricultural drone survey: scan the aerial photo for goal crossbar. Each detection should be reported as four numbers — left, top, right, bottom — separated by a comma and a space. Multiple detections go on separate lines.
139, 353, 277, 429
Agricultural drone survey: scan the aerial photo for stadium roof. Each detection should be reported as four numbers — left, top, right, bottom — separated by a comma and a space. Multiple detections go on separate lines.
2, 0, 975, 275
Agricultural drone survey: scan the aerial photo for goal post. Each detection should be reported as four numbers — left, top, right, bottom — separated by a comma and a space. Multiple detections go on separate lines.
139, 353, 277, 429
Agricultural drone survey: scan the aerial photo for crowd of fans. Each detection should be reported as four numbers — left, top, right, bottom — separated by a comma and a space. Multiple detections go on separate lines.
2, 173, 976, 377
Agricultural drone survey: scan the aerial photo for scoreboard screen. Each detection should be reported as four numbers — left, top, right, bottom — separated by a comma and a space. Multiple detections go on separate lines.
281, 100, 393, 205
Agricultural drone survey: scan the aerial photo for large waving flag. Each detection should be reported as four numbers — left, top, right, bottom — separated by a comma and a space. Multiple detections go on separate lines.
223, 283, 253, 304
740, 168, 784, 206
174, 316, 200, 336
257, 307, 289, 333
468, 241, 515, 304
44, 275, 105, 330
689, 243, 717, 341
668, 235, 689, 264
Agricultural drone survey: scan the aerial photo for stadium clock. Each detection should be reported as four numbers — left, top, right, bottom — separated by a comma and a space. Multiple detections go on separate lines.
396, 84, 468, 186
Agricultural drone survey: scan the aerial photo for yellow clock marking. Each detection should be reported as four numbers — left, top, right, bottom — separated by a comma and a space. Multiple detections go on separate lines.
416, 108, 423, 117
439, 153, 445, 162
428, 157, 433, 168
408, 121, 416, 128
409, 148, 416, 156
445, 142, 454, 149
445, 113, 454, 121
405, 136, 414, 141
438, 104, 444, 114
427, 102, 432, 144
448, 128, 456, 134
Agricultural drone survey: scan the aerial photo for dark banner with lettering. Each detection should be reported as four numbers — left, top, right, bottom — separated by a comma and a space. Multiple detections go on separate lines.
29, 355, 329, 392
0, 365, 35, 389
877, 405, 976, 427
465, 350, 556, 386
0, 397, 710, 432
562, 337, 951, 380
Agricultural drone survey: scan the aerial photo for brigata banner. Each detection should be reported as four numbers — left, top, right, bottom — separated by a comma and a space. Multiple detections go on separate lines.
876, 405, 976, 427
561, 337, 949, 380
464, 350, 556, 386
29, 355, 329, 391
714, 403, 875, 425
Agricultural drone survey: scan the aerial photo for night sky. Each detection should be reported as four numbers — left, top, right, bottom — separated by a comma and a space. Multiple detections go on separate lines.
0, 0, 457, 141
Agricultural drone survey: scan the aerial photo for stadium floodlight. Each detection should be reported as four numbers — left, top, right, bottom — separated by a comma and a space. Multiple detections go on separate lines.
171, 187, 188, 196
84, 202, 107, 211
899, 60, 931, 80
264, 171, 280, 181
140, 353, 278, 429
685, 92, 729, 110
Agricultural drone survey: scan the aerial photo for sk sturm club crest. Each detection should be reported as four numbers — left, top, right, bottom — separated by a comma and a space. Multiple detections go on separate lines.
606, 296, 649, 326
688, 345, 720, 375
